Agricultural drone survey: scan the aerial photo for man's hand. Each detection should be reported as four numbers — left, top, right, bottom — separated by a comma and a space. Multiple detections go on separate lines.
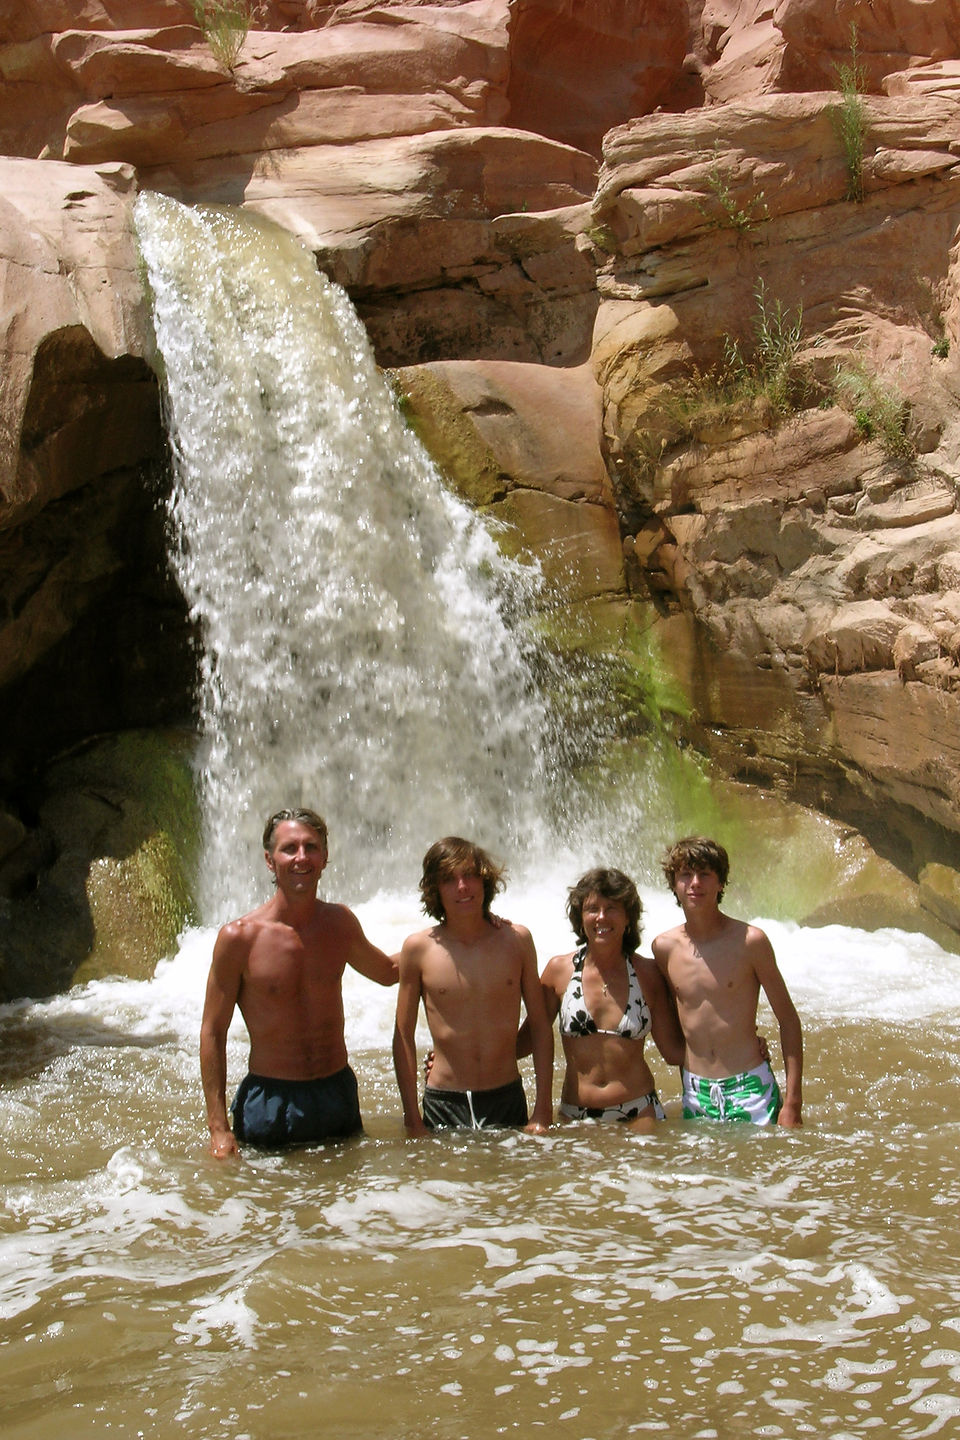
777, 1100, 803, 1128
523, 1119, 549, 1135
404, 1116, 430, 1138
209, 1126, 239, 1159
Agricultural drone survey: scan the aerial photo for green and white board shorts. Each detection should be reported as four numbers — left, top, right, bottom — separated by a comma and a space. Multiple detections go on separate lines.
681, 1060, 782, 1125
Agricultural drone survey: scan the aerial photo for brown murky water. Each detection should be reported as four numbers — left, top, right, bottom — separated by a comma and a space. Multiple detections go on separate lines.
2, 916, 959, 1440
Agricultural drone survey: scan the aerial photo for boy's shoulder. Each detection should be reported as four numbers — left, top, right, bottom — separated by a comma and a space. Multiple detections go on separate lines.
400, 923, 445, 958
651, 921, 687, 951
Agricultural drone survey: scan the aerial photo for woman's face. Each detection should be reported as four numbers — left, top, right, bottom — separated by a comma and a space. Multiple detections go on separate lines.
581, 891, 627, 950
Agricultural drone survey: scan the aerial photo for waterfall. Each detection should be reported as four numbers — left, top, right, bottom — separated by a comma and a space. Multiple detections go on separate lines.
134, 193, 557, 919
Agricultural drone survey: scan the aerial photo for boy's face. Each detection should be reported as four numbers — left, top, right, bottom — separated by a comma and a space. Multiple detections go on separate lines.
672, 864, 722, 911
438, 865, 484, 919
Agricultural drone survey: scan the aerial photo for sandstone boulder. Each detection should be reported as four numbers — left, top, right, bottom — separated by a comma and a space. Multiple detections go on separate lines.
393, 356, 625, 615
918, 859, 960, 930
393, 358, 610, 505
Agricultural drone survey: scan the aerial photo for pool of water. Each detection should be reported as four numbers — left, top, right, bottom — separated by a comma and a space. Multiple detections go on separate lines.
2, 892, 959, 1440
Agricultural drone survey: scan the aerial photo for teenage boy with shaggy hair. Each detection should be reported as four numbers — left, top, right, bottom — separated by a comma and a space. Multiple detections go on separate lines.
393, 836, 553, 1135
652, 836, 803, 1127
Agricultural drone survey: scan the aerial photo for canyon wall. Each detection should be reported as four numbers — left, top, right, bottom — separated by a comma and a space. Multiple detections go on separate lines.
4, 0, 960, 992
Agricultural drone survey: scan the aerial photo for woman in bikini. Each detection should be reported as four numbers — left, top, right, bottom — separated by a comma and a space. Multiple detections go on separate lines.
520, 867, 683, 1130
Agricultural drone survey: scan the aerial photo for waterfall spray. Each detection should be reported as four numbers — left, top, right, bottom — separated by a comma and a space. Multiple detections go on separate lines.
136, 193, 555, 917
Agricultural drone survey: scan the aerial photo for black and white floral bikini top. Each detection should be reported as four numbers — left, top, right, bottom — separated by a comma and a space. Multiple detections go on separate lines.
558, 945, 652, 1040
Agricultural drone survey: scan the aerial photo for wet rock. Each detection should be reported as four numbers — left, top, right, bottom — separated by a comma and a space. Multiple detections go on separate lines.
918, 860, 960, 932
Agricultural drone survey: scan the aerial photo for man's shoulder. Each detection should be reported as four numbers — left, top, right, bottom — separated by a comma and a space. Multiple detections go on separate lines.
313, 898, 360, 931
216, 903, 272, 945
651, 922, 686, 952
716, 912, 756, 948
740, 917, 774, 956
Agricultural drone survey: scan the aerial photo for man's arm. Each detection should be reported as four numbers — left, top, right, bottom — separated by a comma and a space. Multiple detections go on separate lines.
392, 939, 429, 1137
750, 927, 804, 1127
199, 923, 246, 1158
518, 932, 553, 1133
340, 905, 400, 986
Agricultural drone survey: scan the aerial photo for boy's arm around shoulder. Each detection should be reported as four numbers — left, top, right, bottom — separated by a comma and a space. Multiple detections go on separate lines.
516, 950, 565, 1060
635, 953, 684, 1066
748, 925, 803, 1128
392, 933, 429, 1137
199, 920, 248, 1158
516, 925, 553, 1133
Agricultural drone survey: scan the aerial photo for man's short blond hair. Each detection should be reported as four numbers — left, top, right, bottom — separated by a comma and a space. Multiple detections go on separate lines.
262, 808, 328, 852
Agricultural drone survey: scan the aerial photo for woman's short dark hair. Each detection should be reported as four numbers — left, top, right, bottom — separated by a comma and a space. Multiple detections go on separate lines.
419, 837, 505, 921
660, 836, 729, 903
566, 868, 642, 954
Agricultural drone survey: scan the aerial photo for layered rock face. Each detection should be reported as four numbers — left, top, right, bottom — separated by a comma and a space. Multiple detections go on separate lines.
591, 85, 960, 873
5, 0, 960, 992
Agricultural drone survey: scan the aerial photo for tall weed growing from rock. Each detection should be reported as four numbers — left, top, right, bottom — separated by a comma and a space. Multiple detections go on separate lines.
832, 24, 868, 202
722, 278, 808, 416
192, 1, 257, 70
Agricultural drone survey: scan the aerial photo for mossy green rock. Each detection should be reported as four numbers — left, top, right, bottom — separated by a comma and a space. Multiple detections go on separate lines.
0, 730, 200, 999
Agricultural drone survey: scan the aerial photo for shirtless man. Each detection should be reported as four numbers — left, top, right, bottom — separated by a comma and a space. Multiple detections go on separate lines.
392, 837, 553, 1136
652, 836, 803, 1128
200, 807, 398, 1157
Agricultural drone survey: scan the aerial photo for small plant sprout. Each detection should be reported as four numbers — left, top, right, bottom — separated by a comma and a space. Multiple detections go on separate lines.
834, 363, 915, 459
702, 149, 768, 232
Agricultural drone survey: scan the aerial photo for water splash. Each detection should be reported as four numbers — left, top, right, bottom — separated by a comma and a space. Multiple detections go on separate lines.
135, 193, 556, 918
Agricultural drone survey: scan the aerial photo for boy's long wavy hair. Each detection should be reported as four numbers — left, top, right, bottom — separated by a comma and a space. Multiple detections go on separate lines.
419, 837, 505, 921
660, 836, 729, 903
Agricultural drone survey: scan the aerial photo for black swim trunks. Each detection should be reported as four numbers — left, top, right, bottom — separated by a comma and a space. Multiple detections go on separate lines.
422, 1077, 528, 1131
231, 1065, 363, 1148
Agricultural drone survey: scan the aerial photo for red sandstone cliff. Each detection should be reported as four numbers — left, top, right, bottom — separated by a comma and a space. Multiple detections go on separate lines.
5, 0, 960, 991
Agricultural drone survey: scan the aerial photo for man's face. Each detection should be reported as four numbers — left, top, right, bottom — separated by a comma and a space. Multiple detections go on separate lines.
437, 866, 484, 920
265, 820, 327, 893
673, 864, 721, 911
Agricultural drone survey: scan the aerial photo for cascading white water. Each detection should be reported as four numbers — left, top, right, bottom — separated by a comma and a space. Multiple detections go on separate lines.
135, 193, 558, 918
